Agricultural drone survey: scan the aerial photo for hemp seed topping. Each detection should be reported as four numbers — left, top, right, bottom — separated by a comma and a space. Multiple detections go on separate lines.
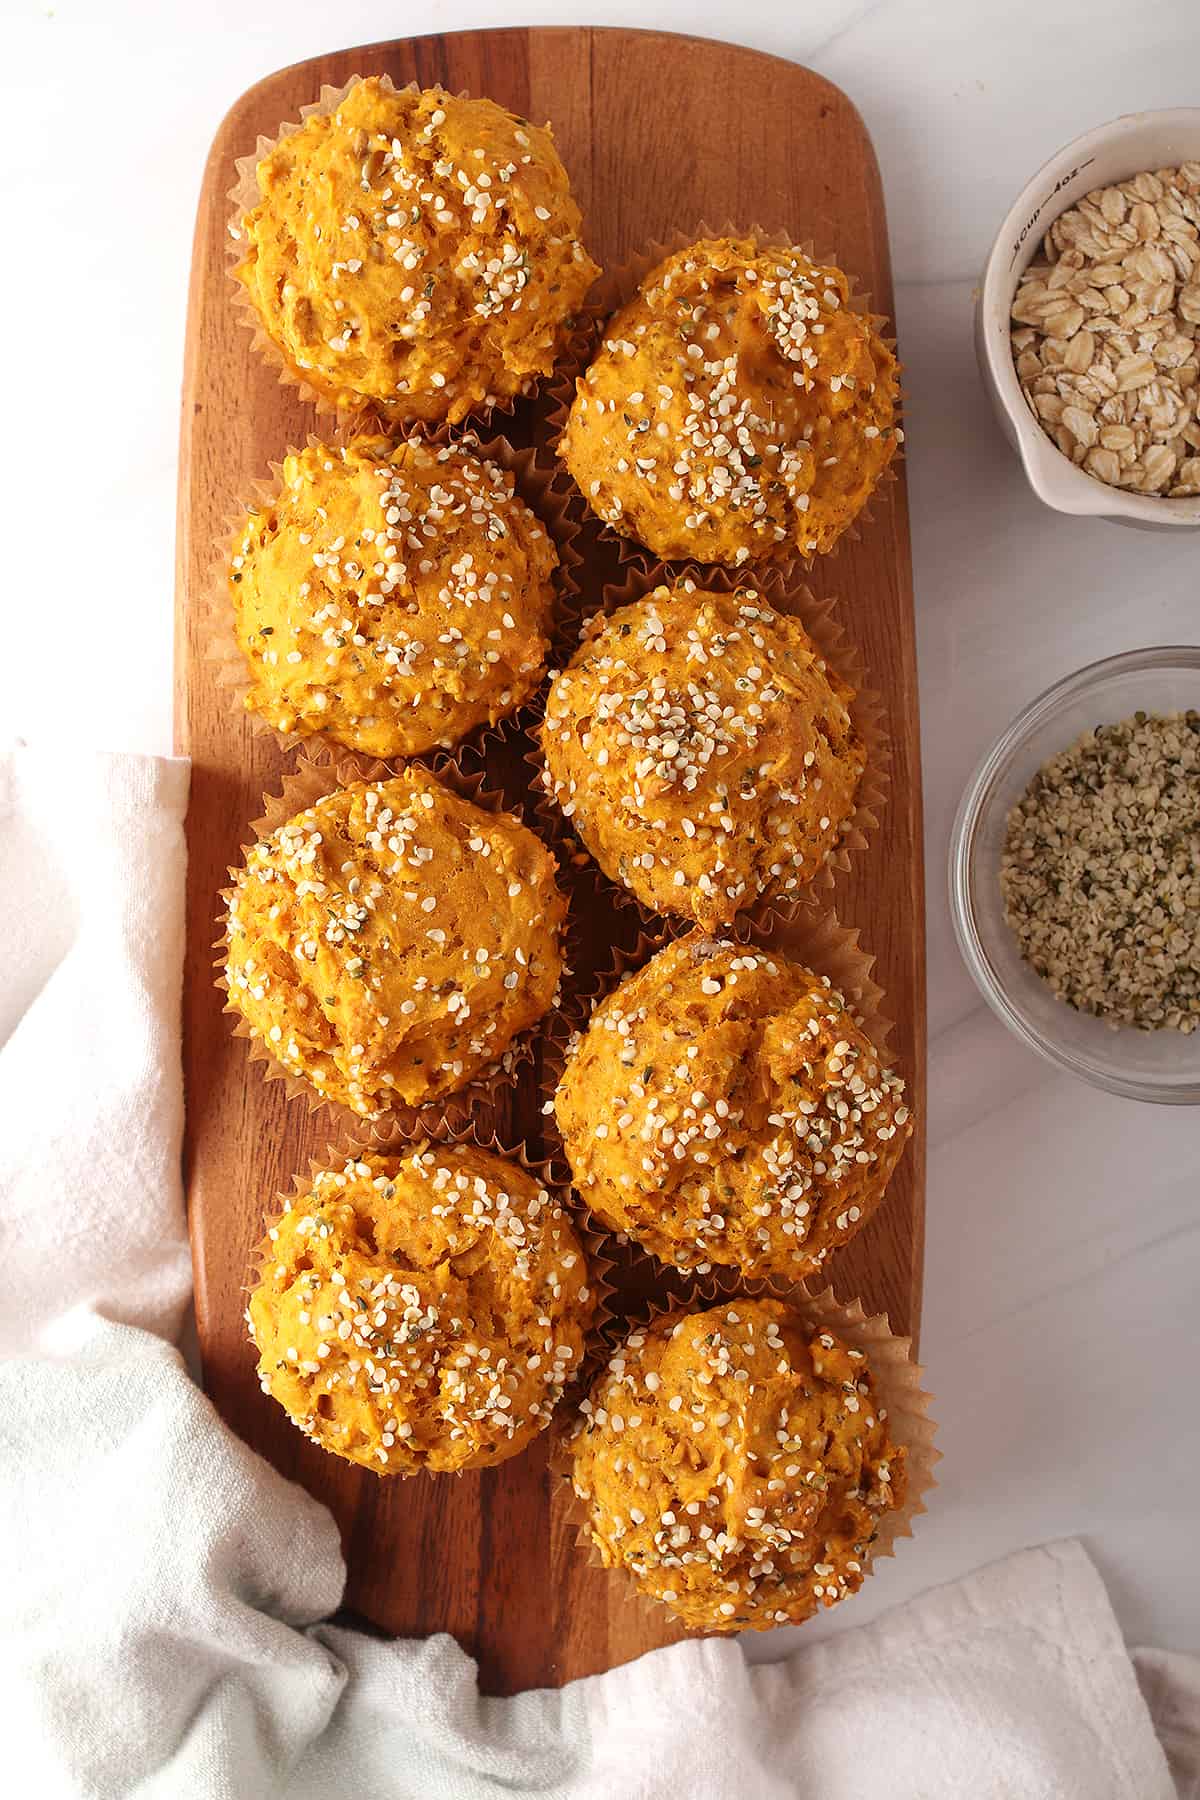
247, 1144, 594, 1475
1000, 710, 1200, 1031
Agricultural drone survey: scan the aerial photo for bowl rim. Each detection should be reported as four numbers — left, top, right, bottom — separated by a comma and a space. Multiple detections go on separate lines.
978, 107, 1200, 528
949, 643, 1200, 1105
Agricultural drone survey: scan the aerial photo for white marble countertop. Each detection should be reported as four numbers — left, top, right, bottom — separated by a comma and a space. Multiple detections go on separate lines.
7, 0, 1196, 1657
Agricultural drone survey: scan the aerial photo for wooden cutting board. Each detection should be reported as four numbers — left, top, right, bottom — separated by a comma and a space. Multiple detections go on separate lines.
175, 26, 925, 1695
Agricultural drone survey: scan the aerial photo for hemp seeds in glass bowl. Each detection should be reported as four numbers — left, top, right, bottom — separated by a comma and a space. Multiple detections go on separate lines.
1000, 709, 1198, 1034
951, 647, 1200, 1103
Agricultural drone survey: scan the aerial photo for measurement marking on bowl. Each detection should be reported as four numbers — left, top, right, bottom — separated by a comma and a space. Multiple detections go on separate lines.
1008, 157, 1096, 267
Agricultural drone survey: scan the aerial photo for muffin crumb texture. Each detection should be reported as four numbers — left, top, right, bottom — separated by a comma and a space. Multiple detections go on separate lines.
229, 436, 558, 757
223, 768, 567, 1116
539, 583, 865, 927
555, 931, 911, 1283
568, 1299, 907, 1630
235, 78, 599, 424
1001, 709, 1200, 1031
248, 1144, 595, 1474
560, 236, 900, 562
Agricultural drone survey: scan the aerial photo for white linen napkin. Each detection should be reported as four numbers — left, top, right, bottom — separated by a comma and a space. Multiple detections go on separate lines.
0, 747, 1191, 1800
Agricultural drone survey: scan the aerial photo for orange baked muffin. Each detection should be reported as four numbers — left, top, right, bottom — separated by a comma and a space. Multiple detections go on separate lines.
538, 583, 865, 926
228, 436, 558, 757
555, 932, 911, 1284
559, 236, 900, 562
223, 768, 567, 1117
566, 1299, 908, 1630
233, 78, 599, 425
249, 1143, 595, 1474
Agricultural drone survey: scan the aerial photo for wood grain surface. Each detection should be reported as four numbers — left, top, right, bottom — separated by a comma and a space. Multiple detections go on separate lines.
175, 26, 925, 1695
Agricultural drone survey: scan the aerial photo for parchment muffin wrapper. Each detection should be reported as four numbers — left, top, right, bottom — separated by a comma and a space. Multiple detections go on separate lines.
203, 428, 583, 765
528, 563, 890, 932
227, 72, 600, 440
549, 1275, 938, 1637
214, 746, 574, 1137
543, 220, 904, 577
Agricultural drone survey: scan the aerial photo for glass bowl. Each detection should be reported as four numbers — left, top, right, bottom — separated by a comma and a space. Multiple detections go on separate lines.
950, 645, 1200, 1104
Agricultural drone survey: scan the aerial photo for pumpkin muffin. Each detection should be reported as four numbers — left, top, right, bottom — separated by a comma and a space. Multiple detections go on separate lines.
538, 583, 865, 927
248, 1143, 595, 1474
233, 78, 599, 425
566, 1299, 907, 1631
555, 932, 911, 1284
559, 235, 900, 562
223, 768, 567, 1117
228, 437, 559, 757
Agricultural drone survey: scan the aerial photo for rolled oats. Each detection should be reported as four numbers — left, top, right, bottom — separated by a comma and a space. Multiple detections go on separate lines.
1010, 163, 1200, 496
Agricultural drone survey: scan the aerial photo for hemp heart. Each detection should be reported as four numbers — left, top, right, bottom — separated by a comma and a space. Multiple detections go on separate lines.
1000, 710, 1200, 1033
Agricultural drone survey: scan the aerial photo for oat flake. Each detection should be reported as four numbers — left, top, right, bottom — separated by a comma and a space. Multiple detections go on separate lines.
1011, 163, 1200, 497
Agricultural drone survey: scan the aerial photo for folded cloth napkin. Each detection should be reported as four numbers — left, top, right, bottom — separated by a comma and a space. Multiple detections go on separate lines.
0, 748, 1192, 1800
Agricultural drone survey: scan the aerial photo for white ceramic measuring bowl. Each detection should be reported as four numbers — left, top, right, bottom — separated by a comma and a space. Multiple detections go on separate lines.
976, 108, 1200, 531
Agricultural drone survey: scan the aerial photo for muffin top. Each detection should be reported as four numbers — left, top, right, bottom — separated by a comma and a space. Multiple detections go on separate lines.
249, 1144, 595, 1475
223, 768, 566, 1116
559, 236, 900, 562
555, 932, 911, 1283
234, 78, 599, 425
538, 583, 865, 927
567, 1299, 907, 1631
229, 436, 559, 758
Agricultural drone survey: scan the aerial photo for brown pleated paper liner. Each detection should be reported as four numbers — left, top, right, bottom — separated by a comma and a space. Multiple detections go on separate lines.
245, 1118, 617, 1480
214, 746, 574, 1138
537, 918, 675, 1157
543, 221, 904, 577
548, 1274, 938, 1637
528, 562, 890, 934
227, 73, 600, 439
203, 429, 584, 765
427, 700, 560, 844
